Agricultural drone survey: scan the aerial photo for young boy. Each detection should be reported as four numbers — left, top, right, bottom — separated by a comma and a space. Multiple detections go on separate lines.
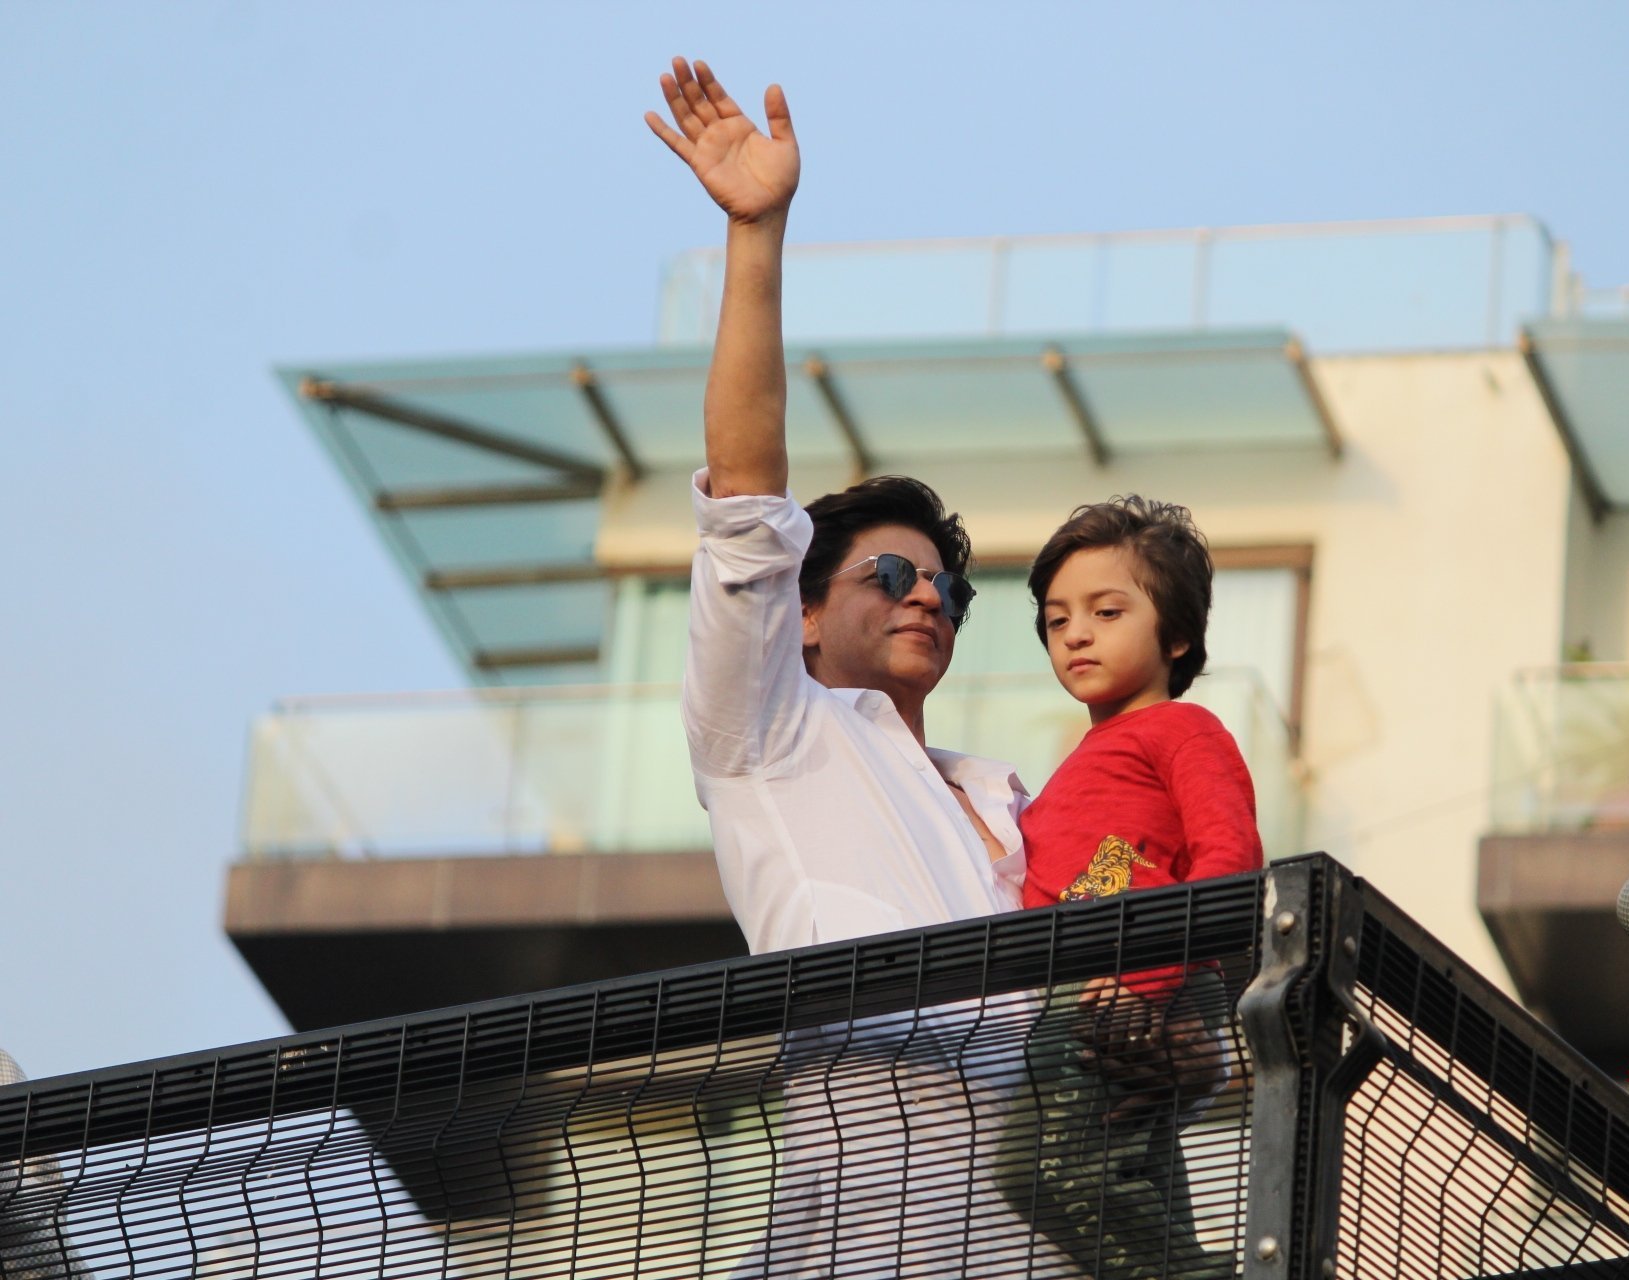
1000, 495, 1262, 1279
1021, 494, 1262, 911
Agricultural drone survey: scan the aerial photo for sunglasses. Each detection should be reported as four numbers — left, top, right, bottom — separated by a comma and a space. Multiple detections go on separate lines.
824, 553, 976, 627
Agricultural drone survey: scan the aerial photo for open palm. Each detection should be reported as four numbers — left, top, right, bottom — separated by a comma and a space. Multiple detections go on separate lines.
646, 58, 800, 223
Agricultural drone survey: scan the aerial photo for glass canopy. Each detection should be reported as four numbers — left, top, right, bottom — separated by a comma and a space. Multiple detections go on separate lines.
279, 327, 1336, 684
1521, 318, 1629, 516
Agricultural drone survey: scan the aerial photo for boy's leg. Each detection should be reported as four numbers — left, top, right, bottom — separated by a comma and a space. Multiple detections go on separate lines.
999, 979, 1239, 1279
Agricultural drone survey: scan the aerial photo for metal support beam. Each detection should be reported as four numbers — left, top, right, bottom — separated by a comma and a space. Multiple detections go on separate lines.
803, 356, 874, 480
425, 563, 607, 591
570, 362, 646, 484
1284, 338, 1344, 460
375, 478, 602, 511
473, 644, 600, 671
301, 376, 604, 481
1041, 348, 1110, 467
423, 561, 687, 591
1519, 330, 1610, 523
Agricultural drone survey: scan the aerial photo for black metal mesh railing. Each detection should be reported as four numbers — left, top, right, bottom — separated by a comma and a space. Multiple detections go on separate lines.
1, 856, 1625, 1279
1341, 888, 1629, 1279
0, 875, 1261, 1279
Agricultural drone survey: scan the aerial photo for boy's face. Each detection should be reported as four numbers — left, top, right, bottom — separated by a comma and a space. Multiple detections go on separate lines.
1041, 545, 1189, 725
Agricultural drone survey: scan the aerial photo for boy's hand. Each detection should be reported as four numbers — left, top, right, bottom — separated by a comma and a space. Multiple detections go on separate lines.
645, 58, 800, 224
1074, 978, 1229, 1121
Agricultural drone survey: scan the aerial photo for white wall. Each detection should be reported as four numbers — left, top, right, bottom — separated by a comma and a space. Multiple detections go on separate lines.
595, 351, 1583, 993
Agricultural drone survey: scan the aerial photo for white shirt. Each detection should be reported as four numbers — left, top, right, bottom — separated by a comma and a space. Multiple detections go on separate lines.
682, 472, 1030, 954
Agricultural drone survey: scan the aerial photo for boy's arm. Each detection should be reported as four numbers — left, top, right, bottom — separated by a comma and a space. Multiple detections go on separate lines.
1167, 728, 1265, 878
646, 58, 800, 497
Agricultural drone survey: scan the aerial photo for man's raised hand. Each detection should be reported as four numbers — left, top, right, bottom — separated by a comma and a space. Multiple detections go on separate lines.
645, 58, 799, 224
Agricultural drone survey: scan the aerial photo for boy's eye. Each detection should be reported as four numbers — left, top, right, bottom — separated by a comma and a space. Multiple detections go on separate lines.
1045, 615, 1067, 631
1095, 608, 1122, 620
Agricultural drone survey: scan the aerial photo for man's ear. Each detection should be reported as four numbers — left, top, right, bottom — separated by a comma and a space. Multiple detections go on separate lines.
802, 601, 821, 650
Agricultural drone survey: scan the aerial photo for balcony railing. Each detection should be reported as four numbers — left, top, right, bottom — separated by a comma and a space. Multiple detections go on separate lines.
4, 856, 1626, 1278
659, 215, 1558, 354
1489, 664, 1629, 834
241, 668, 1303, 862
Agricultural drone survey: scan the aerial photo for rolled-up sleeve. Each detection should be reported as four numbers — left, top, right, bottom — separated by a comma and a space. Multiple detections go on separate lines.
682, 469, 817, 779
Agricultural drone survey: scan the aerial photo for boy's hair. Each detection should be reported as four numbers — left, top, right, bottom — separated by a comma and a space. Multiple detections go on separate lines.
1028, 495, 1212, 697
800, 476, 973, 629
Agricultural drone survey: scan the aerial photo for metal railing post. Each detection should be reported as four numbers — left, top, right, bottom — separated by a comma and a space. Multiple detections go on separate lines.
1239, 857, 1385, 1280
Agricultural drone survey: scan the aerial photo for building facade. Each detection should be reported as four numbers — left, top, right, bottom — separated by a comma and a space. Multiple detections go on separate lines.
226, 215, 1629, 1073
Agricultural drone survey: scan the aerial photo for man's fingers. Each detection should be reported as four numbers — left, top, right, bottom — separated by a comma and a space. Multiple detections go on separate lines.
644, 110, 694, 162
658, 72, 704, 141
673, 57, 719, 126
694, 60, 743, 118
764, 83, 796, 141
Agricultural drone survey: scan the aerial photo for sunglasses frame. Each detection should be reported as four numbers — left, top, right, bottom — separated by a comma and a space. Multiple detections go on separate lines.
823, 552, 976, 628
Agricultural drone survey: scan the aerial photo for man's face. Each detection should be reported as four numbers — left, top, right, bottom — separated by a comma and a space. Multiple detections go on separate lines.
801, 523, 957, 702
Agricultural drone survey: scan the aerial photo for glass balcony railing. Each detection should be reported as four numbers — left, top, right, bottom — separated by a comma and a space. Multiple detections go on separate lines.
241, 668, 1303, 861
1489, 664, 1629, 834
659, 215, 1557, 354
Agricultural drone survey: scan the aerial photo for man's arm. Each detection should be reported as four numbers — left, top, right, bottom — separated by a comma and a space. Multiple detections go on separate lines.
646, 58, 800, 497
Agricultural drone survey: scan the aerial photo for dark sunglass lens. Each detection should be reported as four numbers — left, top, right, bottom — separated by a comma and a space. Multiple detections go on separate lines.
873, 554, 916, 600
935, 574, 975, 620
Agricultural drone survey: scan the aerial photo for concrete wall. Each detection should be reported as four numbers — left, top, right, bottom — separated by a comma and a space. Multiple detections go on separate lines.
596, 350, 1586, 992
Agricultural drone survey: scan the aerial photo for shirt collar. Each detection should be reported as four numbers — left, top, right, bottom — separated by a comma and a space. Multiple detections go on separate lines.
926, 746, 1026, 797
828, 687, 1026, 795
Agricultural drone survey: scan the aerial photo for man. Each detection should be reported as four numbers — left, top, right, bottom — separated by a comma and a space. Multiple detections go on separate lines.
647, 58, 1094, 1280
646, 59, 1024, 955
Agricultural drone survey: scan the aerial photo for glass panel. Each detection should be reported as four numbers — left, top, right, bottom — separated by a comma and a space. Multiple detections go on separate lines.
445, 580, 611, 651
656, 248, 724, 344
1091, 237, 1204, 331
590, 365, 713, 466
332, 411, 549, 488
1000, 240, 1110, 333
362, 379, 610, 467
782, 374, 854, 462
395, 500, 599, 568
658, 217, 1555, 354
243, 674, 1302, 861
1208, 227, 1497, 351
1489, 665, 1629, 832
782, 246, 998, 342
820, 356, 1077, 456
1074, 349, 1319, 450
1494, 219, 1555, 335
1527, 319, 1629, 504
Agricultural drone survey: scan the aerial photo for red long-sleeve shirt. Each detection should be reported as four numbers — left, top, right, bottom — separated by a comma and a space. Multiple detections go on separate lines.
1020, 700, 1263, 996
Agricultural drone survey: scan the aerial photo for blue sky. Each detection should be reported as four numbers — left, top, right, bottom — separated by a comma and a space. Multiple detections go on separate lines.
1, 1, 1625, 1081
